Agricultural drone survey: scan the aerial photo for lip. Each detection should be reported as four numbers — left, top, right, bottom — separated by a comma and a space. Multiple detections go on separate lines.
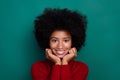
55, 50, 65, 55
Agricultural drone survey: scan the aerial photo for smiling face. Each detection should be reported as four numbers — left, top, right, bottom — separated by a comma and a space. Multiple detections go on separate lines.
49, 30, 72, 58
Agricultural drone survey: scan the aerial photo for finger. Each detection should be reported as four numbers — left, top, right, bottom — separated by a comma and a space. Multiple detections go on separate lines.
68, 49, 76, 60
47, 49, 57, 59
47, 50, 59, 63
45, 49, 52, 59
47, 49, 53, 56
45, 49, 49, 59
47, 49, 52, 59
69, 49, 72, 54
69, 49, 74, 56
72, 47, 76, 53
69, 48, 76, 57
72, 47, 77, 57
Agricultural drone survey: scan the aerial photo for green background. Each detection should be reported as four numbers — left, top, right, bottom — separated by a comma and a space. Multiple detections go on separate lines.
0, 0, 120, 80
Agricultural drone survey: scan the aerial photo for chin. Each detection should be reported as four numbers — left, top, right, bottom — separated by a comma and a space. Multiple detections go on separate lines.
57, 56, 64, 58
56, 54, 66, 58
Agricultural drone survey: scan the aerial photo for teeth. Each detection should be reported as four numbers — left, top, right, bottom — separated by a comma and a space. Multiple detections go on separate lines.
56, 51, 64, 54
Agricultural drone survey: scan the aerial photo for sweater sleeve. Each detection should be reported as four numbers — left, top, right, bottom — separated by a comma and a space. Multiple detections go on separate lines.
31, 62, 48, 80
61, 63, 88, 80
31, 62, 61, 80
61, 65, 72, 80
73, 63, 88, 80
50, 65, 61, 80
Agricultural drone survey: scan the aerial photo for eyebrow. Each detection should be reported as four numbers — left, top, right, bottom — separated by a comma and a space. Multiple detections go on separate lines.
50, 37, 71, 39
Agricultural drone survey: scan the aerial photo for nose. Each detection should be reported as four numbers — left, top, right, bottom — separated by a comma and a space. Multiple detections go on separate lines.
57, 41, 63, 49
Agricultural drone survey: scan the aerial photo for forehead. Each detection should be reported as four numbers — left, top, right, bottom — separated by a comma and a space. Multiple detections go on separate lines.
50, 30, 71, 38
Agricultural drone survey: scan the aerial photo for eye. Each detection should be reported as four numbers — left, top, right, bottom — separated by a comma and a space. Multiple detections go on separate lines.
64, 39, 69, 42
51, 39, 57, 43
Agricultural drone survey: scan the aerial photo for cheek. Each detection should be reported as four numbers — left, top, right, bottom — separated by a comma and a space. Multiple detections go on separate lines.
65, 43, 72, 49
50, 43, 56, 49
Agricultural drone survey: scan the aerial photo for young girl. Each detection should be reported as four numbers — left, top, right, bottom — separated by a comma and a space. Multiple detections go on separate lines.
31, 8, 88, 80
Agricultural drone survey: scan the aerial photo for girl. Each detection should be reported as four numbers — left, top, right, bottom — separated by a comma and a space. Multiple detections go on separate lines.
31, 8, 88, 80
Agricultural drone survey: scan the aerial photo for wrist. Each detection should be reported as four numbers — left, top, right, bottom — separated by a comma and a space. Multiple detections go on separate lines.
55, 62, 61, 65
55, 61, 61, 65
62, 60, 68, 65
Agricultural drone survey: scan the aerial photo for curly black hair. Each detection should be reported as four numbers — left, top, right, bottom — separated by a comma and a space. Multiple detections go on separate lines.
34, 8, 87, 51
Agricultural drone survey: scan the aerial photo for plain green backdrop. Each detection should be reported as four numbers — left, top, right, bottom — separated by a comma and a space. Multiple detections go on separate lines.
0, 0, 120, 80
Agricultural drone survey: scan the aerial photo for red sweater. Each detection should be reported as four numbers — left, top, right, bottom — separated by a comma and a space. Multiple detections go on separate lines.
31, 59, 88, 80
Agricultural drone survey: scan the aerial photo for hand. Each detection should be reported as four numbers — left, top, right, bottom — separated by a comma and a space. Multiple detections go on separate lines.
62, 47, 77, 65
45, 48, 61, 65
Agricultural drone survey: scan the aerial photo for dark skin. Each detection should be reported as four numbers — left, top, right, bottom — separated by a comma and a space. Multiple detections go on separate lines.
45, 48, 77, 65
45, 30, 77, 65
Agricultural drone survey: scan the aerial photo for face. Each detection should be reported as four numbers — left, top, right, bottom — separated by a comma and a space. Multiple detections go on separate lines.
49, 30, 72, 58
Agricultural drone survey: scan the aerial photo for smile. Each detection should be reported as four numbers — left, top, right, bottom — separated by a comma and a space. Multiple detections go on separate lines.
56, 50, 65, 55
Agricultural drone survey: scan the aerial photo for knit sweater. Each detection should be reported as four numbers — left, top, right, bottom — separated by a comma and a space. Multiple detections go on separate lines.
31, 59, 88, 80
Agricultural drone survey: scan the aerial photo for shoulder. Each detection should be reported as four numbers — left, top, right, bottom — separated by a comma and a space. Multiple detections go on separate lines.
70, 60, 88, 72
74, 60, 88, 67
31, 61, 44, 70
31, 60, 51, 70
31, 60, 53, 76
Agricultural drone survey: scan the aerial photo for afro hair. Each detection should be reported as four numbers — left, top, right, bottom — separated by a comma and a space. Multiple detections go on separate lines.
34, 8, 87, 51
